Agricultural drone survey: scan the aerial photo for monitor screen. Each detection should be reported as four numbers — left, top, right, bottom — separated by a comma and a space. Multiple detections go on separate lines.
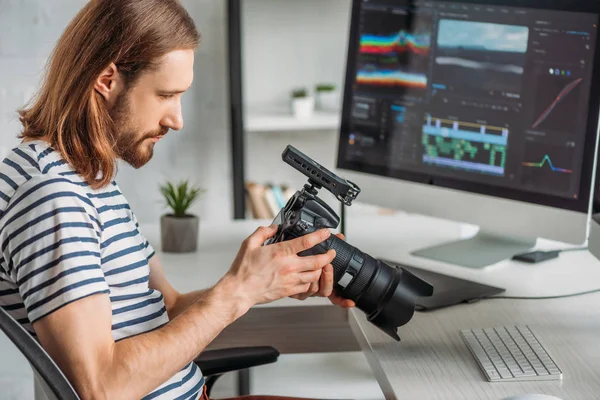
337, 0, 600, 212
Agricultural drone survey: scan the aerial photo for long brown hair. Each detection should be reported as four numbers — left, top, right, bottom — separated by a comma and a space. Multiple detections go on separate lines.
19, 0, 200, 189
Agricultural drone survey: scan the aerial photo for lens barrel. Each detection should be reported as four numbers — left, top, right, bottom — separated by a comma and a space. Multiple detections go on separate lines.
306, 235, 433, 341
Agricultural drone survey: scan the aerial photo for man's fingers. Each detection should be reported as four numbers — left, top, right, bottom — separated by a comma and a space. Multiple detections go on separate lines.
290, 293, 310, 301
315, 268, 327, 296
335, 233, 345, 241
316, 264, 334, 297
298, 269, 322, 284
295, 249, 336, 272
246, 225, 278, 248
290, 283, 312, 297
286, 229, 331, 254
307, 281, 319, 295
329, 295, 355, 308
290, 280, 319, 301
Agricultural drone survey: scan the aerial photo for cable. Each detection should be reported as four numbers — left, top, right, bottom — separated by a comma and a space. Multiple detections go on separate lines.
558, 246, 588, 253
489, 287, 600, 300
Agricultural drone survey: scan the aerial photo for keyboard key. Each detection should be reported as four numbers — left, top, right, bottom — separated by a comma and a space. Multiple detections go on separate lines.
486, 369, 501, 380
548, 366, 561, 375
497, 367, 512, 379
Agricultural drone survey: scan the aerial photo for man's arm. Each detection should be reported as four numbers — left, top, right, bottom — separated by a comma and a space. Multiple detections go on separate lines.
33, 226, 336, 400
148, 231, 355, 319
147, 255, 209, 319
149, 235, 355, 319
34, 275, 244, 400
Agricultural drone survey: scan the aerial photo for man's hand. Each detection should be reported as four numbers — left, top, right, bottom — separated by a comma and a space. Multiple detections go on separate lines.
223, 225, 337, 310
290, 233, 356, 309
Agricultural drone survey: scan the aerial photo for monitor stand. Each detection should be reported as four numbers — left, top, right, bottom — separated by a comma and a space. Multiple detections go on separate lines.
411, 230, 536, 269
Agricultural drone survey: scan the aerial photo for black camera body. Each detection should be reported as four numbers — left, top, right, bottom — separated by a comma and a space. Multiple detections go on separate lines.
266, 145, 433, 341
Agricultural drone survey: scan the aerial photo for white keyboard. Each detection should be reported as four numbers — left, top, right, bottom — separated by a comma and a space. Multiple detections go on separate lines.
460, 325, 563, 382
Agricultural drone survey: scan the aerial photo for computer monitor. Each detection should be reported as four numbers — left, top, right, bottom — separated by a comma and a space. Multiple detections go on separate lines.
336, 0, 600, 268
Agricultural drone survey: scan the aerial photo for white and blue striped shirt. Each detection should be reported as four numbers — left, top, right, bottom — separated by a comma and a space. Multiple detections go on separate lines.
0, 140, 204, 399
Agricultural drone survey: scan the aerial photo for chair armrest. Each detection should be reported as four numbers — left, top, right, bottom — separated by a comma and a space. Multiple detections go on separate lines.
194, 346, 280, 377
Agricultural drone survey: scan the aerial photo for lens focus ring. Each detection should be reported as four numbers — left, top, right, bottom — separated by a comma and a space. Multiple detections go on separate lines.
327, 236, 354, 280
347, 255, 376, 299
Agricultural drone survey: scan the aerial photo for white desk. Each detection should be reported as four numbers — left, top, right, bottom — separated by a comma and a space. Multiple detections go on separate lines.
349, 294, 600, 400
141, 213, 600, 398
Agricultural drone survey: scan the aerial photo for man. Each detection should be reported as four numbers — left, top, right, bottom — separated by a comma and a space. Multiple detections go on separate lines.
0, 1, 354, 399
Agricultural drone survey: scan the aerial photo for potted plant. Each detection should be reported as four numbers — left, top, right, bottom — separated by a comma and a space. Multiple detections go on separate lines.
159, 180, 206, 253
315, 83, 340, 111
290, 87, 314, 119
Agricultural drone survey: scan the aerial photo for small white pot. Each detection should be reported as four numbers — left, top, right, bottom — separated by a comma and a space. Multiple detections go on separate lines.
316, 90, 341, 111
291, 97, 315, 119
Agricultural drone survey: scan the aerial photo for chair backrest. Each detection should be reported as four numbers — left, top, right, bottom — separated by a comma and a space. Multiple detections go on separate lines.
0, 306, 80, 400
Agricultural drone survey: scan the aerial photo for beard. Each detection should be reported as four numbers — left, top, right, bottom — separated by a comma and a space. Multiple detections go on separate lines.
110, 91, 168, 169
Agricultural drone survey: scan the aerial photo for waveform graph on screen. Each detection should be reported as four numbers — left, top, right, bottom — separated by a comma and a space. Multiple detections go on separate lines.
531, 75, 584, 133
421, 115, 508, 176
520, 142, 574, 194
356, 8, 433, 96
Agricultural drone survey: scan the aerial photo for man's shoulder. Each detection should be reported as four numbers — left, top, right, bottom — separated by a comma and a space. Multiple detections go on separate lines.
0, 142, 95, 218
2, 140, 88, 192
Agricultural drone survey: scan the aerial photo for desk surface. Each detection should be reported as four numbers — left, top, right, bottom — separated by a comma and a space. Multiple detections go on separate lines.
140, 213, 600, 395
349, 292, 600, 400
142, 212, 600, 300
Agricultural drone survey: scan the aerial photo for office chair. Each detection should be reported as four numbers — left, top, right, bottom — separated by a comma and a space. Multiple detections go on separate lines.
0, 306, 279, 399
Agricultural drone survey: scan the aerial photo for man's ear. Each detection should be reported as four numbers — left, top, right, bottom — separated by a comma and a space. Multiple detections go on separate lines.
94, 63, 125, 107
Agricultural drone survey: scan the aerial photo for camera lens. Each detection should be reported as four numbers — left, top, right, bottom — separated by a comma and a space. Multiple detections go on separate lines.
323, 235, 433, 341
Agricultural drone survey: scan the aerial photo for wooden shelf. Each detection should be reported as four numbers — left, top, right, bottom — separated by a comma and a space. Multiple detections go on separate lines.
245, 108, 341, 132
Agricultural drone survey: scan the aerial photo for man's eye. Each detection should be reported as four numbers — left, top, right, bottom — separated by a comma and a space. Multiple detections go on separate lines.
159, 94, 175, 100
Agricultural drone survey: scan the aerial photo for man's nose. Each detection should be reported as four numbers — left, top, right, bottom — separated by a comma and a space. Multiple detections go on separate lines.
164, 103, 184, 131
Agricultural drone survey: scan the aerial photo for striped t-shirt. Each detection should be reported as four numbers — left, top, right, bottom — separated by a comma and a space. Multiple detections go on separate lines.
0, 140, 204, 399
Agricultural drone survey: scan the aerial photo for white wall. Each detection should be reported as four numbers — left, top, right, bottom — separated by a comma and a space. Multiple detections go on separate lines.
0, 0, 87, 158
0, 332, 34, 400
0, 0, 233, 224
241, 0, 352, 108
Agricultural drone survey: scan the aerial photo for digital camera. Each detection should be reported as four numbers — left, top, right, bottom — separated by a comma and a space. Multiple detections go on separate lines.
265, 145, 433, 340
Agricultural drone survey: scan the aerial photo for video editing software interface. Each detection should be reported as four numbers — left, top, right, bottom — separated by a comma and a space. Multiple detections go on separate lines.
341, 0, 598, 200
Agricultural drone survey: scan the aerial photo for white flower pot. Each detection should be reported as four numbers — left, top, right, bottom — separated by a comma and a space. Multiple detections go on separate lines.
316, 90, 341, 111
291, 97, 315, 119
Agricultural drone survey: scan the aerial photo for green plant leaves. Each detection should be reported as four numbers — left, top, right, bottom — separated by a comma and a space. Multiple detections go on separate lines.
291, 88, 308, 98
159, 180, 206, 218
315, 83, 335, 92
